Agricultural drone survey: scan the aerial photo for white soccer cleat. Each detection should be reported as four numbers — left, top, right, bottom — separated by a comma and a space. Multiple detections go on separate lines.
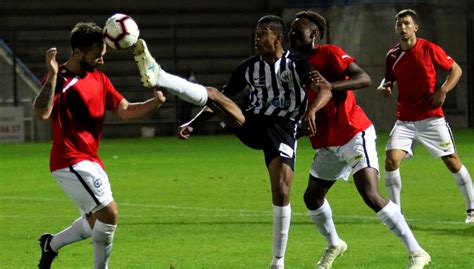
134, 38, 160, 88
316, 239, 348, 269
408, 249, 431, 269
466, 210, 474, 224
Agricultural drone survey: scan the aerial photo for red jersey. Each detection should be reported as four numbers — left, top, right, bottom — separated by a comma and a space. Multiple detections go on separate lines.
306, 45, 372, 149
47, 66, 123, 171
384, 38, 454, 121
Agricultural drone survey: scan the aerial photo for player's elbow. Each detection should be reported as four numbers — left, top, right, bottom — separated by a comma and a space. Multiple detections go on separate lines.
34, 110, 51, 120
361, 73, 371, 88
33, 106, 52, 120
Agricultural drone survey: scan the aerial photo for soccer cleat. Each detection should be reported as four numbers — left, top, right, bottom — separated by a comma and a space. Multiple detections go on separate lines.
316, 239, 348, 269
133, 38, 161, 88
408, 249, 431, 269
38, 234, 58, 269
466, 209, 474, 224
270, 265, 284, 269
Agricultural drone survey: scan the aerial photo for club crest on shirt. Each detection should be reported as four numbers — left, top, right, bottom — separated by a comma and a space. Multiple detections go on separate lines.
93, 178, 103, 188
281, 70, 292, 83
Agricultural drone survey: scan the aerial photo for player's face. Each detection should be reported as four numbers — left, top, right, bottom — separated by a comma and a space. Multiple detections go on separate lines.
254, 24, 279, 56
79, 42, 106, 72
395, 16, 418, 41
289, 18, 314, 54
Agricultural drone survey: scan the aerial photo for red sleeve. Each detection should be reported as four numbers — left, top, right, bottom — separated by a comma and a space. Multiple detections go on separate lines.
430, 43, 454, 71
103, 74, 124, 110
326, 45, 355, 74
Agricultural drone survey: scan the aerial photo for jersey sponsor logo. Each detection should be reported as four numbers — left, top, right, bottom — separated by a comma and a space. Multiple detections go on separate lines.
93, 178, 103, 188
280, 70, 292, 83
270, 98, 291, 108
279, 143, 294, 158
253, 76, 265, 88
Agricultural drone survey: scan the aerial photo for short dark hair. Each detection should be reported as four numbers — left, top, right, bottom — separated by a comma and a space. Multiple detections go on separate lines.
70, 22, 104, 50
258, 15, 286, 38
395, 9, 418, 24
295, 10, 326, 39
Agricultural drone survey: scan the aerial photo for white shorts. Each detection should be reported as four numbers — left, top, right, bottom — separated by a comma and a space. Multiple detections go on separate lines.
310, 125, 379, 181
385, 117, 455, 158
52, 160, 114, 215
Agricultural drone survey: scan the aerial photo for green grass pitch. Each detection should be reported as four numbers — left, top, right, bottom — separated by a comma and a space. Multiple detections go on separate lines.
1, 130, 473, 268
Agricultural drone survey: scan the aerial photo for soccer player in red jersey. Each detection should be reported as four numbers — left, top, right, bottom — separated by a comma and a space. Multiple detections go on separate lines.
378, 9, 474, 224
289, 11, 430, 269
33, 22, 165, 269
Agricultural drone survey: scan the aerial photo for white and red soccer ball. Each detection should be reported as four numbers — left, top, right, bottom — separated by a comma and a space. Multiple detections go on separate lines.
103, 13, 140, 49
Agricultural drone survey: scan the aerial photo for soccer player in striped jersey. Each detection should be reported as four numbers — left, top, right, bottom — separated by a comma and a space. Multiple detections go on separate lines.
378, 9, 474, 224
134, 15, 319, 269
289, 11, 430, 269
34, 22, 165, 269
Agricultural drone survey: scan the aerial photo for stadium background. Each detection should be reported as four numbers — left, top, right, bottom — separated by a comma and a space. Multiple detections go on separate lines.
0, 0, 473, 141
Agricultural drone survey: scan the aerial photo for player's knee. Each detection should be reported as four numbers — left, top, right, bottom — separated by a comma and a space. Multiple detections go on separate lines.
442, 154, 462, 173
384, 157, 400, 171
205, 87, 220, 101
303, 188, 324, 210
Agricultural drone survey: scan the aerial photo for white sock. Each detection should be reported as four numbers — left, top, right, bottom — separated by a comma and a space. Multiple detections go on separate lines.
384, 169, 402, 208
271, 204, 291, 266
157, 69, 208, 106
92, 220, 117, 269
308, 199, 340, 246
453, 165, 474, 210
50, 216, 92, 252
377, 201, 422, 253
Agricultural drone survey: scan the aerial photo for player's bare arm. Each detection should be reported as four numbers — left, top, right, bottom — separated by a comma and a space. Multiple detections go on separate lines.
303, 70, 332, 136
331, 62, 371, 91
33, 47, 58, 120
431, 61, 462, 107
115, 89, 166, 120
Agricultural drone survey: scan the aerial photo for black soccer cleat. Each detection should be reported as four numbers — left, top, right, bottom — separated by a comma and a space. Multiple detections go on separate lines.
38, 233, 58, 269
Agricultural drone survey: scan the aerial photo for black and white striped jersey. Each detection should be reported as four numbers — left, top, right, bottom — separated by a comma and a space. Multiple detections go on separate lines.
222, 50, 307, 121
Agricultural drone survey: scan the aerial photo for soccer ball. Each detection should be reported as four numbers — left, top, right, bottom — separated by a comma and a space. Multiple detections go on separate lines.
103, 13, 140, 49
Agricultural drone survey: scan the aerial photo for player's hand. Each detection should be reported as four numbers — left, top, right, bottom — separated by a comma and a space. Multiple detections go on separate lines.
303, 109, 317, 137
45, 47, 58, 76
178, 125, 194, 140
153, 88, 167, 106
430, 90, 446, 107
309, 70, 333, 93
377, 82, 392, 97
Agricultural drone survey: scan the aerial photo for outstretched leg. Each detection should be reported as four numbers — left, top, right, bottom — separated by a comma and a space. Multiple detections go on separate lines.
134, 39, 244, 128
353, 168, 431, 268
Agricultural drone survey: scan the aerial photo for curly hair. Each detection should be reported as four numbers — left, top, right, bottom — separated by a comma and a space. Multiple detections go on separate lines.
295, 10, 326, 39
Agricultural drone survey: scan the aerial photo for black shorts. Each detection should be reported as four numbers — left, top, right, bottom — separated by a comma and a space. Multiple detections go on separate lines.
231, 114, 298, 170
